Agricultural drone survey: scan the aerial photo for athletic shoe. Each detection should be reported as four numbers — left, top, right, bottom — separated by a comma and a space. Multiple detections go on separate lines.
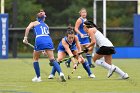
60, 72, 66, 82
48, 74, 54, 79
89, 64, 96, 68
89, 74, 96, 78
32, 76, 42, 82
107, 65, 116, 78
122, 73, 129, 79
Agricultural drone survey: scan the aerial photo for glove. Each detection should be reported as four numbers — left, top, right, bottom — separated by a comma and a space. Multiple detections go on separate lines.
83, 47, 89, 53
23, 37, 28, 44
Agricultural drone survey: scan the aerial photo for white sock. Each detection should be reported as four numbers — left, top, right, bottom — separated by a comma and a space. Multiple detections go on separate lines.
112, 64, 125, 77
95, 60, 111, 70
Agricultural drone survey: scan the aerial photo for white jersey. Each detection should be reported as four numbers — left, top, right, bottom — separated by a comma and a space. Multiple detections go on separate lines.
95, 30, 113, 47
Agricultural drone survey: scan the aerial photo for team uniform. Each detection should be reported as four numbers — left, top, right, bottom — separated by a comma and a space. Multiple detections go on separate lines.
48, 36, 95, 79
23, 12, 66, 82
92, 30, 129, 79
94, 30, 116, 55
57, 36, 77, 53
77, 17, 90, 45
33, 21, 54, 51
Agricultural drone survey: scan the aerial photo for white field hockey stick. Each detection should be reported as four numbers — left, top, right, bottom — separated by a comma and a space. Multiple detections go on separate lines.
25, 42, 47, 56
26, 42, 34, 48
67, 62, 80, 79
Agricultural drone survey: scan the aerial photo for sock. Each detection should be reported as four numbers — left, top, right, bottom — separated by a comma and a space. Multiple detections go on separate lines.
50, 66, 57, 75
82, 61, 92, 76
86, 54, 92, 65
51, 59, 62, 74
112, 64, 125, 77
33, 62, 40, 78
95, 60, 111, 70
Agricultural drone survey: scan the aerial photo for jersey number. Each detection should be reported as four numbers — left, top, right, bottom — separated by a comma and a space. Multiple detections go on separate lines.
40, 26, 49, 35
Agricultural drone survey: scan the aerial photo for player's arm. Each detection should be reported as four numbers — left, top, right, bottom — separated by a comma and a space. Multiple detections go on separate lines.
23, 22, 34, 44
62, 39, 77, 64
86, 29, 96, 51
74, 18, 84, 38
24, 22, 34, 38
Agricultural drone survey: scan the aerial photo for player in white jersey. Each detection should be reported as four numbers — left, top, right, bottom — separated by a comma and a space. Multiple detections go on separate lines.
83, 20, 129, 79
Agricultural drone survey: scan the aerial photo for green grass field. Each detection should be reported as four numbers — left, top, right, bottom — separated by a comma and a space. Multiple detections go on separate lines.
0, 58, 139, 93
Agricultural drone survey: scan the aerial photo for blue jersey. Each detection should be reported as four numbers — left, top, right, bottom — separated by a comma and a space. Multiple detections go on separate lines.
33, 21, 54, 51
79, 17, 87, 35
57, 36, 77, 52
77, 17, 90, 45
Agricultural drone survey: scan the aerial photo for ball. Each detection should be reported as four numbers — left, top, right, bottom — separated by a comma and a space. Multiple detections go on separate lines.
77, 76, 81, 79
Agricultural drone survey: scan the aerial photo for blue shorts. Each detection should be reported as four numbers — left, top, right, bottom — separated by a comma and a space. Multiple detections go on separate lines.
77, 35, 90, 45
57, 44, 77, 53
34, 36, 54, 51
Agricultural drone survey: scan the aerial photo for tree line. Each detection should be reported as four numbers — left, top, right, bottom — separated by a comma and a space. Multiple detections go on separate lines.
5, 0, 136, 27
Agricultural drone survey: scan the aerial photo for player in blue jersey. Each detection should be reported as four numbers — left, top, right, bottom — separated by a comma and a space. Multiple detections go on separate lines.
23, 10, 66, 82
74, 8, 95, 68
48, 27, 95, 79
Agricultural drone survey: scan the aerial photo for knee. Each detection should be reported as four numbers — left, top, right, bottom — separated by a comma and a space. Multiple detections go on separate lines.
95, 60, 103, 66
33, 57, 39, 62
49, 59, 55, 66
49, 59, 59, 66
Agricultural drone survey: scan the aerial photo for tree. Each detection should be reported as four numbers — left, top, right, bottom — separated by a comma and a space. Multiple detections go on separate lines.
5, 0, 43, 27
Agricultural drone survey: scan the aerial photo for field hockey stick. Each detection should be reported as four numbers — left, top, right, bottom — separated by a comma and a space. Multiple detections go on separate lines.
25, 42, 48, 56
59, 51, 85, 63
26, 42, 34, 48
67, 62, 80, 79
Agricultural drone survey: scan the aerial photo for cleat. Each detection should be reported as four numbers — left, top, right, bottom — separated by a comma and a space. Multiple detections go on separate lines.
122, 73, 129, 79
89, 74, 96, 78
48, 74, 54, 79
32, 76, 42, 82
60, 72, 66, 82
89, 64, 95, 68
107, 65, 116, 78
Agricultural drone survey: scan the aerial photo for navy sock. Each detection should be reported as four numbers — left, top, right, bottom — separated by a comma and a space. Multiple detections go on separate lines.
67, 59, 71, 64
50, 66, 57, 75
33, 62, 40, 78
51, 60, 62, 74
82, 61, 92, 76
86, 54, 92, 65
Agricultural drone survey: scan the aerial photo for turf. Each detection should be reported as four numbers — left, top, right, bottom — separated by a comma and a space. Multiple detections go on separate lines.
0, 58, 139, 93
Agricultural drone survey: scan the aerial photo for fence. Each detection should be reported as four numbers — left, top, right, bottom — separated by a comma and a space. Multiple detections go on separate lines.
9, 27, 133, 58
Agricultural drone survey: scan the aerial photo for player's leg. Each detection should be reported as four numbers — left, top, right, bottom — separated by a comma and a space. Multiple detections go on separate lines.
32, 50, 42, 82
113, 64, 129, 79
65, 59, 71, 68
93, 54, 115, 78
46, 50, 66, 82
105, 55, 129, 79
48, 52, 66, 79
73, 51, 95, 78
84, 44, 95, 68
104, 55, 116, 78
